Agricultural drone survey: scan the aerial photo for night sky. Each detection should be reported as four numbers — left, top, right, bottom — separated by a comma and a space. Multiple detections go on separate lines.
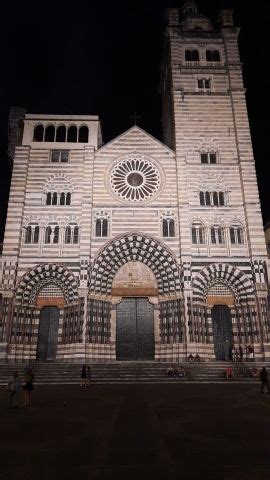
0, 0, 269, 242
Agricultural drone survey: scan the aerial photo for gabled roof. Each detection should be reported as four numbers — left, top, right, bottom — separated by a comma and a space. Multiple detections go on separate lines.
97, 125, 174, 155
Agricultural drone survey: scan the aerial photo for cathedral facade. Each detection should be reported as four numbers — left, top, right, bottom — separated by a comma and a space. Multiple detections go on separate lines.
0, 2, 269, 362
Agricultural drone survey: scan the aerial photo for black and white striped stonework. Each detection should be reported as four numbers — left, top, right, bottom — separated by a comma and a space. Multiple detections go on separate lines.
90, 233, 181, 296
1, 6, 269, 362
16, 264, 79, 305
192, 263, 255, 304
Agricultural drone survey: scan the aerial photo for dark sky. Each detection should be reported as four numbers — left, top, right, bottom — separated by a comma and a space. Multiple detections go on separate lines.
0, 0, 270, 242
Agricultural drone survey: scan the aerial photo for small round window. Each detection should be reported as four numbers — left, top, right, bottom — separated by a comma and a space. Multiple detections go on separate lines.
110, 155, 161, 202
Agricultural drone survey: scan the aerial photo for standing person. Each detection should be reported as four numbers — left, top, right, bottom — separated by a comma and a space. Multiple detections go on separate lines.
87, 365, 92, 386
260, 367, 269, 394
8, 372, 21, 408
23, 368, 34, 407
80, 364, 87, 386
239, 345, 243, 362
249, 344, 255, 361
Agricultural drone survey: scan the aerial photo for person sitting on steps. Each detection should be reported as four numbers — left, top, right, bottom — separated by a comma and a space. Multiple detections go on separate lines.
225, 366, 234, 379
188, 353, 194, 363
194, 353, 201, 363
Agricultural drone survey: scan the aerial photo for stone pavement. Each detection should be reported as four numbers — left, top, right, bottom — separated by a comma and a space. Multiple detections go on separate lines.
0, 383, 270, 479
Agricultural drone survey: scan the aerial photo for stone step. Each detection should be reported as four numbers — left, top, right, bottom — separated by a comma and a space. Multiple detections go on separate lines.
0, 361, 266, 384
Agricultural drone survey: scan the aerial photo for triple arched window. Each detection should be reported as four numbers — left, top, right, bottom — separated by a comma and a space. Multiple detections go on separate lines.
33, 124, 89, 143
199, 191, 225, 207
24, 222, 80, 246
191, 222, 245, 246
46, 192, 71, 206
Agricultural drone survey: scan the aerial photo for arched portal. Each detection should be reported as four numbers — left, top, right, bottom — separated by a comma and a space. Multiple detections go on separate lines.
90, 233, 181, 296
192, 264, 256, 360
112, 261, 157, 360
90, 235, 182, 361
11, 264, 79, 362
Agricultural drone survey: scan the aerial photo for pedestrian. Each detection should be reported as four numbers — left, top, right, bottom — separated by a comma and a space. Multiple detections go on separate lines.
260, 367, 269, 393
249, 344, 255, 361
239, 345, 243, 362
7, 372, 21, 408
225, 366, 234, 379
23, 368, 34, 407
87, 365, 92, 386
188, 353, 194, 363
80, 364, 87, 386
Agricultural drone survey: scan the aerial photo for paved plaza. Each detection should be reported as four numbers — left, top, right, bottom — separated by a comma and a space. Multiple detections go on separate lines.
1, 383, 270, 479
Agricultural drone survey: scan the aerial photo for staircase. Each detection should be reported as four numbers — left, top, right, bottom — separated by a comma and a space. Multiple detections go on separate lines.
0, 361, 267, 385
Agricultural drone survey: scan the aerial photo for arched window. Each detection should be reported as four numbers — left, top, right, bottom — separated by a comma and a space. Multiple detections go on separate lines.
52, 192, 58, 205
163, 218, 175, 237
185, 49, 199, 61
53, 226, 59, 243
25, 226, 32, 244
206, 50, 220, 62
66, 193, 71, 205
95, 218, 108, 237
217, 227, 224, 244
209, 152, 217, 164
45, 226, 52, 244
67, 126, 78, 142
46, 192, 52, 205
213, 191, 219, 206
78, 126, 89, 143
199, 192, 205, 205
200, 151, 217, 164
197, 78, 211, 90
44, 125, 55, 142
205, 192, 211, 206
33, 226, 39, 243
191, 222, 205, 244
56, 125, 66, 142
96, 219, 102, 237
60, 192, 65, 205
230, 225, 244, 244
169, 219, 175, 237
211, 226, 224, 244
33, 125, 44, 142
73, 226, 79, 244
65, 226, 71, 244
219, 192, 225, 206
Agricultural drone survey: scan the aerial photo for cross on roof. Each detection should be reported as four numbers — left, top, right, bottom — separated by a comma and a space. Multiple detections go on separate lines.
130, 112, 142, 125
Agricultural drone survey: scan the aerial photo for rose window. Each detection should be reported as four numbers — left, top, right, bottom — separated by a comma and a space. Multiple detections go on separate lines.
110, 156, 161, 202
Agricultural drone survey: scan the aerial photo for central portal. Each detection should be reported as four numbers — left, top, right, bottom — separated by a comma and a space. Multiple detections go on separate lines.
116, 298, 155, 360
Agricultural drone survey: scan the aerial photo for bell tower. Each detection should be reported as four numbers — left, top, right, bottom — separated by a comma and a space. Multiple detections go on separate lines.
161, 2, 267, 263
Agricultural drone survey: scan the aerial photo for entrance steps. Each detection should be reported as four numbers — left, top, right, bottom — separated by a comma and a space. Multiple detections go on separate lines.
0, 361, 269, 385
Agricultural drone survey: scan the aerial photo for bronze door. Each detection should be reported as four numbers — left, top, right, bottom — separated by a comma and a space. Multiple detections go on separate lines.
36, 306, 60, 361
116, 298, 154, 360
212, 305, 232, 361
